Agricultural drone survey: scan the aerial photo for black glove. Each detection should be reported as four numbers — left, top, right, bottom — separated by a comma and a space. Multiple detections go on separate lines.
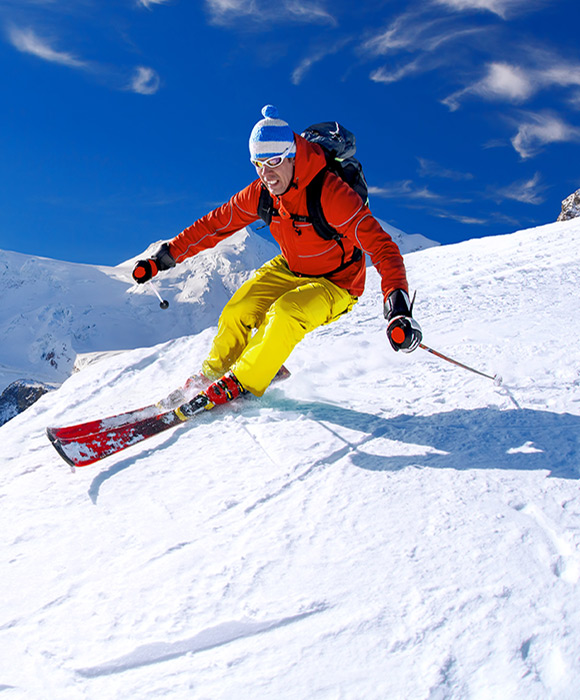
132, 243, 176, 284
384, 289, 422, 353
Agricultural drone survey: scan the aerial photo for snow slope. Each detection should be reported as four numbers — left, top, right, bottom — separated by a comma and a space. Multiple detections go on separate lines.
1, 220, 580, 699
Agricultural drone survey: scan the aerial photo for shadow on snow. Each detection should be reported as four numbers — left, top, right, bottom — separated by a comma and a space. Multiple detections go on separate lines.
88, 396, 579, 503
264, 397, 580, 480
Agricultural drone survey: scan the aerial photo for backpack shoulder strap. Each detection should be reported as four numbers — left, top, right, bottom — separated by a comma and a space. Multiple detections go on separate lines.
306, 167, 364, 273
257, 186, 277, 226
257, 161, 339, 236
257, 174, 334, 236
305, 168, 341, 242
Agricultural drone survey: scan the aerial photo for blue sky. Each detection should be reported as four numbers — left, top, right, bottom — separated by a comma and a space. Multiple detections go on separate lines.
1, 0, 579, 266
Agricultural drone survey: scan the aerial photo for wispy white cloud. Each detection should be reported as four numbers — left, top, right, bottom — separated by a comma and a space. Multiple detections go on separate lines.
291, 38, 350, 85
291, 54, 320, 85
493, 172, 546, 203
286, 0, 336, 25
363, 12, 482, 57
417, 158, 474, 181
128, 66, 161, 94
369, 181, 443, 201
511, 111, 580, 159
8, 25, 88, 68
432, 0, 543, 20
432, 209, 488, 224
7, 24, 161, 95
370, 57, 427, 85
369, 174, 488, 222
204, 0, 336, 26
362, 11, 485, 87
362, 2, 568, 120
443, 62, 533, 110
569, 91, 580, 110
137, 0, 172, 8
443, 57, 580, 111
362, 12, 420, 54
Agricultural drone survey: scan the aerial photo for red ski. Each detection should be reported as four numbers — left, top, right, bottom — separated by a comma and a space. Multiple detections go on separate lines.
46, 366, 291, 467
47, 403, 164, 442
47, 393, 211, 468
48, 365, 290, 442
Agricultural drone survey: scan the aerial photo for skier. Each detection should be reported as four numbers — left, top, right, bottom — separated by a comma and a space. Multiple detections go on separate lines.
132, 105, 422, 406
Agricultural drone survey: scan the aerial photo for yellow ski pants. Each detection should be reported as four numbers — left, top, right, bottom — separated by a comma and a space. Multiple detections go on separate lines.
201, 255, 358, 396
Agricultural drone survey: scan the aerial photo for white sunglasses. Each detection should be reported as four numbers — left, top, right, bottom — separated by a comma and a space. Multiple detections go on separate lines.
251, 144, 294, 169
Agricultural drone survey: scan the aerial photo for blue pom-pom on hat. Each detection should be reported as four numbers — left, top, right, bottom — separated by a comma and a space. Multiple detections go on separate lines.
249, 104, 296, 161
262, 105, 279, 119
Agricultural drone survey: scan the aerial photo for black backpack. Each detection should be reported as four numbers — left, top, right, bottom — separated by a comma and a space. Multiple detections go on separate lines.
256, 121, 368, 273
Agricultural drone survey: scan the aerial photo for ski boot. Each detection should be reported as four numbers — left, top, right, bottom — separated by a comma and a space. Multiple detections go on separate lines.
204, 372, 247, 406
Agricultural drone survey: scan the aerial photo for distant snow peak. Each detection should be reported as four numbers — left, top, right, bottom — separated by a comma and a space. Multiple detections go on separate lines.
557, 188, 580, 221
376, 218, 440, 254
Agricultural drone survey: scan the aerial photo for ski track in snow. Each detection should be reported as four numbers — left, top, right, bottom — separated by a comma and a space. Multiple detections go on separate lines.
76, 604, 328, 678
1, 221, 580, 699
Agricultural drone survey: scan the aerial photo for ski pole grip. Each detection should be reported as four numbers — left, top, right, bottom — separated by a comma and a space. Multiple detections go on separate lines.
134, 264, 147, 280
132, 259, 158, 284
390, 326, 406, 345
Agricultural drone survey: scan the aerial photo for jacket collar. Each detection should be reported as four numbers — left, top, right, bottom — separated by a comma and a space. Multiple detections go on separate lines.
275, 134, 326, 206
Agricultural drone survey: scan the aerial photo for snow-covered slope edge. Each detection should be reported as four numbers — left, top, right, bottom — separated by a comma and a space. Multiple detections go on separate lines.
377, 217, 439, 253
1, 219, 579, 699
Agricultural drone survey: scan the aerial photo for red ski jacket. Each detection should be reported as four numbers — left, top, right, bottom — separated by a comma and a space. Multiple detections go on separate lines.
169, 134, 408, 300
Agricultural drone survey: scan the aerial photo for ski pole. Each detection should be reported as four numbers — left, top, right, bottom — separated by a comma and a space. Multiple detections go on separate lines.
149, 281, 169, 310
419, 343, 501, 385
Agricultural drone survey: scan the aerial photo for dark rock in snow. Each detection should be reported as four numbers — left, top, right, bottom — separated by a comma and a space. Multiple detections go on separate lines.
557, 189, 580, 221
0, 380, 54, 427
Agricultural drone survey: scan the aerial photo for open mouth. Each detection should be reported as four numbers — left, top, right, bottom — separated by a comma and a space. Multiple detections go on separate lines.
263, 176, 281, 192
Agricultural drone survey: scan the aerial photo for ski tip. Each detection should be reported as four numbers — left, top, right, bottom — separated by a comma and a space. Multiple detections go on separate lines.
46, 428, 79, 468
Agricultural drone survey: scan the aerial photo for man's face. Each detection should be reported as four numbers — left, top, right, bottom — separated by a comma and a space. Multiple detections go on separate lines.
256, 157, 295, 197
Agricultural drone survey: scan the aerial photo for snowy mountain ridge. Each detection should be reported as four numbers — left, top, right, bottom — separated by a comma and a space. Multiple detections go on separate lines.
1, 219, 579, 699
0, 228, 278, 394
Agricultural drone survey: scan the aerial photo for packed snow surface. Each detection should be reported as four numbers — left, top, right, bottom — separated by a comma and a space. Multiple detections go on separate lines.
1, 220, 579, 699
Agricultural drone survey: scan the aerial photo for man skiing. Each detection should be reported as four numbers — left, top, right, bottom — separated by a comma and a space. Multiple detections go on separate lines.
132, 105, 422, 407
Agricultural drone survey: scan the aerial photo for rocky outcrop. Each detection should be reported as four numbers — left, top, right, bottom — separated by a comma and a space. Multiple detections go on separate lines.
0, 380, 54, 427
557, 189, 580, 221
